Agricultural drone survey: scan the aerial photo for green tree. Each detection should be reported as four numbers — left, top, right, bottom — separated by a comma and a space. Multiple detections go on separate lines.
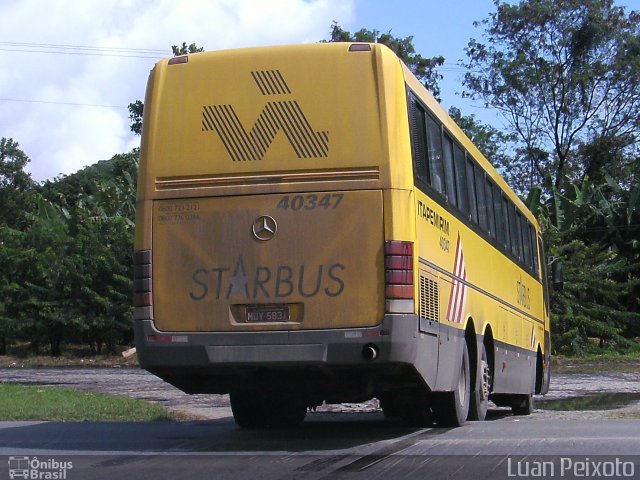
0, 138, 34, 229
0, 225, 29, 355
462, 0, 640, 191
0, 147, 139, 356
128, 100, 144, 137
529, 173, 640, 354
327, 22, 445, 100
550, 239, 639, 354
39, 151, 138, 353
171, 42, 204, 56
0, 139, 35, 354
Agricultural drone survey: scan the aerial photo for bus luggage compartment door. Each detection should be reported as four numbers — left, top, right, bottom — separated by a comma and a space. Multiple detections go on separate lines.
151, 190, 385, 332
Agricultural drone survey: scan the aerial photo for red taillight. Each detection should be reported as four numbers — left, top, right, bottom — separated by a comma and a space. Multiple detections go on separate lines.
385, 241, 413, 255
133, 250, 152, 308
384, 241, 414, 300
385, 270, 413, 285
147, 335, 172, 343
134, 292, 152, 307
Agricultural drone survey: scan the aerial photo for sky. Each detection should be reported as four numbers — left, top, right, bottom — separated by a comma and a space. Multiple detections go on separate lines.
1, 0, 638, 182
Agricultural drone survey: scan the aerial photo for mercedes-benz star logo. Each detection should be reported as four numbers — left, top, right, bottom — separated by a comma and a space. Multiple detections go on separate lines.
252, 215, 277, 241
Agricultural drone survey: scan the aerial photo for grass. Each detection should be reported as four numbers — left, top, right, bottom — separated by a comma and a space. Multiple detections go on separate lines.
0, 383, 173, 422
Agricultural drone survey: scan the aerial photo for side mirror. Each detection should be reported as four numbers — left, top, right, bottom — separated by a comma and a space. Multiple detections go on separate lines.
551, 259, 564, 291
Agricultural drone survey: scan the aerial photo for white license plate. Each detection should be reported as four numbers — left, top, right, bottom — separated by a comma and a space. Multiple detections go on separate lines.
245, 305, 290, 323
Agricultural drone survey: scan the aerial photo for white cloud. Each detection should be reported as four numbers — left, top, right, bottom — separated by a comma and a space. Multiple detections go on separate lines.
0, 0, 354, 181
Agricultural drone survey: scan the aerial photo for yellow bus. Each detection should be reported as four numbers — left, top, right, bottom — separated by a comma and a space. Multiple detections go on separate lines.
134, 42, 551, 428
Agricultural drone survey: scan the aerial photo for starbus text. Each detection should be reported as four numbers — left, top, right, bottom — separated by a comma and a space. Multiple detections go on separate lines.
189, 255, 345, 301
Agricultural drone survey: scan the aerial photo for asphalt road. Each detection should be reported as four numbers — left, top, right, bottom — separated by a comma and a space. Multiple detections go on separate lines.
2, 367, 640, 479
2, 415, 640, 479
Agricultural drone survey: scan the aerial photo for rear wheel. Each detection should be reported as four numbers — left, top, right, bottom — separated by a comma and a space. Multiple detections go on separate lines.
401, 395, 433, 427
230, 392, 268, 428
230, 392, 307, 428
379, 395, 403, 419
432, 341, 471, 427
268, 399, 307, 427
468, 342, 490, 421
511, 393, 534, 416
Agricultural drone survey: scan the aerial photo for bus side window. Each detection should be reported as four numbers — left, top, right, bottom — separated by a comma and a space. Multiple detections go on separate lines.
454, 144, 469, 215
508, 203, 520, 259
485, 179, 497, 239
410, 99, 429, 185
519, 213, 531, 267
474, 167, 489, 232
442, 134, 457, 207
502, 196, 511, 252
530, 224, 539, 277
425, 114, 445, 195
494, 188, 506, 246
466, 157, 479, 225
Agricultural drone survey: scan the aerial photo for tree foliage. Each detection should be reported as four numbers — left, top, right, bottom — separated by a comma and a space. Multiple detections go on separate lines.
463, 0, 640, 191
0, 138, 34, 229
462, 0, 640, 355
533, 174, 640, 354
0, 143, 138, 355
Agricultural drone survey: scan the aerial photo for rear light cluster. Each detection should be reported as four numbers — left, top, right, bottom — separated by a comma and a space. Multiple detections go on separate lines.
133, 250, 152, 311
384, 241, 414, 299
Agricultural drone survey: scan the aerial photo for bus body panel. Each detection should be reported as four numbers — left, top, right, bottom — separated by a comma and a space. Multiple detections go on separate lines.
138, 43, 400, 198
411, 138, 545, 396
151, 190, 384, 332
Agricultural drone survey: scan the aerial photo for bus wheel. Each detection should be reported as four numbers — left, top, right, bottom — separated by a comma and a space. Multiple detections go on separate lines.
400, 394, 433, 427
379, 395, 403, 419
511, 393, 534, 416
267, 399, 307, 427
432, 341, 471, 427
230, 391, 268, 428
468, 342, 490, 421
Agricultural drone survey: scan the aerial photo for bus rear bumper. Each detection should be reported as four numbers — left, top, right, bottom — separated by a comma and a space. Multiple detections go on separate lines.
134, 315, 438, 399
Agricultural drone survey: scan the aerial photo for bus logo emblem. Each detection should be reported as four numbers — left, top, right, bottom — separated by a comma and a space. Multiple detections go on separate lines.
202, 70, 329, 161
446, 234, 468, 324
252, 215, 277, 241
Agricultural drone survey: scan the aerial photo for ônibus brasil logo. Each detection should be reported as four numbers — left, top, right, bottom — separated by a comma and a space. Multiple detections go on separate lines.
8, 456, 73, 479
202, 70, 329, 161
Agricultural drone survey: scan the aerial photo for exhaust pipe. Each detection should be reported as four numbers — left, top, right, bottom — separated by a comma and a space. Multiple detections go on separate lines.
362, 344, 379, 361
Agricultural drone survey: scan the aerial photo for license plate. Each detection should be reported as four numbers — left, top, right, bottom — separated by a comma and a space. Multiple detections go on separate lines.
245, 305, 290, 323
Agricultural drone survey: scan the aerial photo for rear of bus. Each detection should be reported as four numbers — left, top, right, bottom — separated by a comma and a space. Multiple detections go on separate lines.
134, 43, 429, 426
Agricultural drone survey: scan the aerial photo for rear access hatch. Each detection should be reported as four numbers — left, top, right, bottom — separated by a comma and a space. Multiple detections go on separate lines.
152, 190, 384, 332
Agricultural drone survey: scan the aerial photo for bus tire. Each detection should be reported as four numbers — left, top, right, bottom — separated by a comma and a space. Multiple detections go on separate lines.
400, 394, 433, 427
230, 392, 268, 428
432, 341, 471, 427
468, 342, 490, 421
379, 395, 403, 419
268, 399, 307, 427
511, 393, 534, 416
